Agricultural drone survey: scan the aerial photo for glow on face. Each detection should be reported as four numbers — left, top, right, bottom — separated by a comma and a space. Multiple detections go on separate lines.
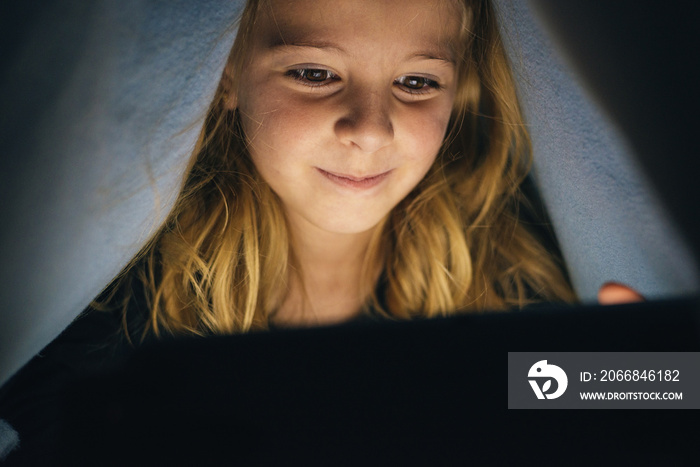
237, 0, 461, 235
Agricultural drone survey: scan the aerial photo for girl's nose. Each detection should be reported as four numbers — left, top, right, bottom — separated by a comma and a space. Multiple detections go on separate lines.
334, 90, 394, 153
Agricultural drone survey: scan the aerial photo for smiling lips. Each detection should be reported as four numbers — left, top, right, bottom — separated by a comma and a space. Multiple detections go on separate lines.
317, 168, 392, 190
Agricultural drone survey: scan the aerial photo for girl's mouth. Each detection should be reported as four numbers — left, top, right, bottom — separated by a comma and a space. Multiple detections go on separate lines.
316, 168, 392, 190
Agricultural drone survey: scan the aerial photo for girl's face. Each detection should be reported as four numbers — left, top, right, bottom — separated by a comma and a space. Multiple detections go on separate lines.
237, 0, 461, 235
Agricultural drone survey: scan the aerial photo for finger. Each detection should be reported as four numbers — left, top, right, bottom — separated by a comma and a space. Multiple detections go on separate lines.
597, 282, 645, 305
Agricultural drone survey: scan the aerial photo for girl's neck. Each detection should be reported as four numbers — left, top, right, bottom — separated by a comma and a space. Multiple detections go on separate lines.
272, 213, 378, 327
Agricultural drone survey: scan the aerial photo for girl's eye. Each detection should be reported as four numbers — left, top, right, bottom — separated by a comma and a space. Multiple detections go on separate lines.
287, 68, 339, 86
395, 76, 441, 94
304, 69, 332, 82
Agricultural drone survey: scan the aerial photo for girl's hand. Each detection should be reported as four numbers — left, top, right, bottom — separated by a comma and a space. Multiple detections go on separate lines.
598, 282, 645, 305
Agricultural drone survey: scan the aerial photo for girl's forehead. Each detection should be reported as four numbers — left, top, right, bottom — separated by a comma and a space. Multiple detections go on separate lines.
252, 0, 463, 60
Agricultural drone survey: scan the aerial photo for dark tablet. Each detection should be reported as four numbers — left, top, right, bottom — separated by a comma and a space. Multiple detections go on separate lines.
37, 297, 698, 465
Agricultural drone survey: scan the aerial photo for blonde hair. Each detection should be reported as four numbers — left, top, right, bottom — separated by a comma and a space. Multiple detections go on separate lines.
108, 0, 575, 340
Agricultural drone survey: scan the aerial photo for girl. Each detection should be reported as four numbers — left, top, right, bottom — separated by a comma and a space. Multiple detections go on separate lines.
0, 0, 576, 459
111, 0, 574, 340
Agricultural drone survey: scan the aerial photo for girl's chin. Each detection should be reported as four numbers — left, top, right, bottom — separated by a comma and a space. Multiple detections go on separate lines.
281, 197, 392, 236
315, 219, 384, 236
302, 211, 387, 236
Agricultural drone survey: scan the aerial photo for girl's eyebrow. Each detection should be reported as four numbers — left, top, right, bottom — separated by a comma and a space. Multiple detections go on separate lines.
266, 40, 455, 65
267, 40, 346, 54
410, 52, 455, 65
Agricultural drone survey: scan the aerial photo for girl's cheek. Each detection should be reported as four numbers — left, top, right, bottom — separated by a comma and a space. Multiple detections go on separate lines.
268, 103, 325, 149
400, 105, 451, 158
